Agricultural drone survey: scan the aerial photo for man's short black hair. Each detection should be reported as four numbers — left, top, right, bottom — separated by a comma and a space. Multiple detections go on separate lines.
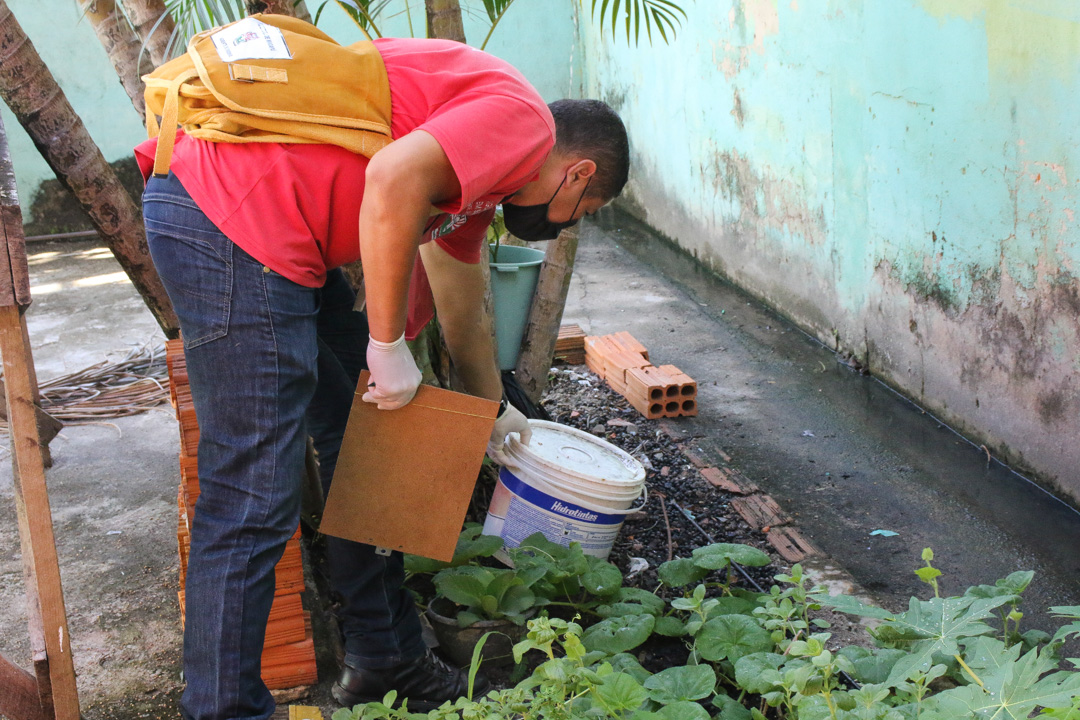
549, 99, 630, 201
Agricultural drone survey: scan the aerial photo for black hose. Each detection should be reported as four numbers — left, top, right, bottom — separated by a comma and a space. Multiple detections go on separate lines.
669, 499, 860, 690
502, 370, 551, 420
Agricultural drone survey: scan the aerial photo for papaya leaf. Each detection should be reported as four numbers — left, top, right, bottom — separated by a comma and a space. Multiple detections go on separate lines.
915, 566, 943, 584
837, 646, 908, 685
813, 593, 906, 621
927, 645, 1080, 720
959, 636, 1019, 674
875, 595, 1014, 685
964, 570, 1034, 600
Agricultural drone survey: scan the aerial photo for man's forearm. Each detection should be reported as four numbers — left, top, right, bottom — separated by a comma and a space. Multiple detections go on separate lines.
417, 241, 504, 403
443, 317, 503, 402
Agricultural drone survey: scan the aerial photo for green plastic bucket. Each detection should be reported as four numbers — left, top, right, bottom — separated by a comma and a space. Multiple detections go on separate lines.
489, 245, 545, 370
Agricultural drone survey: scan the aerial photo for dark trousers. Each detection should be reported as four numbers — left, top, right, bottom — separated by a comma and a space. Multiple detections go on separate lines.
144, 172, 424, 720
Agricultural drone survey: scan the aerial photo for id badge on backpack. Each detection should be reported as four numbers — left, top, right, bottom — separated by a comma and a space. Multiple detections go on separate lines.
211, 17, 293, 62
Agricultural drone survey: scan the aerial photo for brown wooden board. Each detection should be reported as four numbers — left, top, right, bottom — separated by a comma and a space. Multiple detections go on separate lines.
0, 306, 80, 719
0, 652, 44, 720
320, 372, 498, 561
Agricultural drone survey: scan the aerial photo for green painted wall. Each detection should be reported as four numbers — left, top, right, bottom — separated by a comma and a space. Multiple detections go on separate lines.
581, 1, 1080, 497
2, 0, 577, 219
1, 0, 148, 215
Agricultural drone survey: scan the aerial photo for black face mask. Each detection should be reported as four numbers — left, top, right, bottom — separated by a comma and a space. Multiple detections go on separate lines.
502, 174, 592, 241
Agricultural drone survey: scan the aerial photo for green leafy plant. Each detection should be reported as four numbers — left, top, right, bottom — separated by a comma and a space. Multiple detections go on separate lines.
403, 522, 503, 576
508, 532, 624, 614
338, 547, 1080, 720
431, 563, 545, 626
487, 206, 508, 262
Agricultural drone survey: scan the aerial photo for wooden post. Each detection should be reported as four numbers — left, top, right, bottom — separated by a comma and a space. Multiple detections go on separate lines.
0, 113, 79, 719
514, 225, 580, 403
0, 0, 179, 337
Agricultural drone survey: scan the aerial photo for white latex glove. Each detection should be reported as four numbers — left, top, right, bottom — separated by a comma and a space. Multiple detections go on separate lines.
487, 402, 532, 465
362, 333, 422, 410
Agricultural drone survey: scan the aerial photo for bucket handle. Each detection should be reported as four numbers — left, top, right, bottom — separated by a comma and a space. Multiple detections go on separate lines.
579, 484, 649, 516
493, 265, 520, 273
616, 485, 648, 515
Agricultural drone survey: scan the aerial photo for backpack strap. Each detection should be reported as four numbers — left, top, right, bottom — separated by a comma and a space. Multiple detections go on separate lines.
151, 66, 200, 178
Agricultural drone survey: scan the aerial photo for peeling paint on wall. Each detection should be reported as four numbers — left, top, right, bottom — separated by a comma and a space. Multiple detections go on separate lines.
581, 0, 1080, 497
740, 0, 780, 53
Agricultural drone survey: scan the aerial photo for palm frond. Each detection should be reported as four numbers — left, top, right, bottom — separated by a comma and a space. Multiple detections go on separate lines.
317, 0, 391, 37
476, 0, 518, 50
477, 0, 514, 25
163, 0, 244, 49
588, 0, 687, 46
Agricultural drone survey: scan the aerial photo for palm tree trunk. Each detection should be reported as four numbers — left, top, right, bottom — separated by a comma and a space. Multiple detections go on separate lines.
246, 0, 300, 16
78, 0, 152, 119
119, 0, 174, 67
425, 0, 465, 42
0, 0, 179, 337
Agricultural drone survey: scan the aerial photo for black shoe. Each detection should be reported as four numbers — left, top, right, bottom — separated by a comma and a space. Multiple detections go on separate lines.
332, 649, 491, 712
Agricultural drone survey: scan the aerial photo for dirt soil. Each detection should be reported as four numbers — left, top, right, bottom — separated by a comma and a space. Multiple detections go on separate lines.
540, 366, 779, 595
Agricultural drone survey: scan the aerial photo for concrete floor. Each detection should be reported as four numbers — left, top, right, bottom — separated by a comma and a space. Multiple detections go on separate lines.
2, 212, 1080, 716
569, 211, 1080, 629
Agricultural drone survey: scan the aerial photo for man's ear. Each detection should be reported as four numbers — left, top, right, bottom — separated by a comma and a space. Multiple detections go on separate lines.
567, 158, 597, 185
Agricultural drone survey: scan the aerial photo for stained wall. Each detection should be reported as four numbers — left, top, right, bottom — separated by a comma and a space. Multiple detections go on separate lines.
581, 1, 1080, 497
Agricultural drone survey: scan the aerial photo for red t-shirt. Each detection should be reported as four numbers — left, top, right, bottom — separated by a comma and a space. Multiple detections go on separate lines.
136, 37, 554, 339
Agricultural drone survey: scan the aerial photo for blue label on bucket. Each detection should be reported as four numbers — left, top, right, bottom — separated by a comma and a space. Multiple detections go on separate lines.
498, 467, 629, 525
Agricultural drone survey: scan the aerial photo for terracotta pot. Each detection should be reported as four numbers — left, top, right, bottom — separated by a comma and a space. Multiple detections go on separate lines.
425, 597, 532, 667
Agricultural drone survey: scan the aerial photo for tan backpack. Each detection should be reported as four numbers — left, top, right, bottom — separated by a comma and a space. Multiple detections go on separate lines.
143, 14, 393, 177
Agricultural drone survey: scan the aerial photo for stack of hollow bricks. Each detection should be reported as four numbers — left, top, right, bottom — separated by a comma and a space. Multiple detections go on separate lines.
582, 332, 697, 419
566, 328, 817, 564
166, 339, 318, 690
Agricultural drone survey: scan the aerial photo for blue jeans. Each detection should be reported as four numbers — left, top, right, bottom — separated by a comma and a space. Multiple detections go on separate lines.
144, 173, 424, 720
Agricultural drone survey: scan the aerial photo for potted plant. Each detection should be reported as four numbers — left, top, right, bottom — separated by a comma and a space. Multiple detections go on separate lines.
425, 564, 547, 666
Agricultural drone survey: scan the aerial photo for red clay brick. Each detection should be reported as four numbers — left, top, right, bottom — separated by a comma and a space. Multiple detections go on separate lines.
698, 466, 758, 495
731, 494, 791, 530
609, 331, 649, 361
766, 527, 820, 563
626, 392, 665, 420
682, 445, 711, 468
699, 466, 741, 493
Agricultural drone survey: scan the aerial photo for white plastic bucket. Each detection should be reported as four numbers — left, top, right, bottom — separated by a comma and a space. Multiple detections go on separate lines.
483, 420, 646, 561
